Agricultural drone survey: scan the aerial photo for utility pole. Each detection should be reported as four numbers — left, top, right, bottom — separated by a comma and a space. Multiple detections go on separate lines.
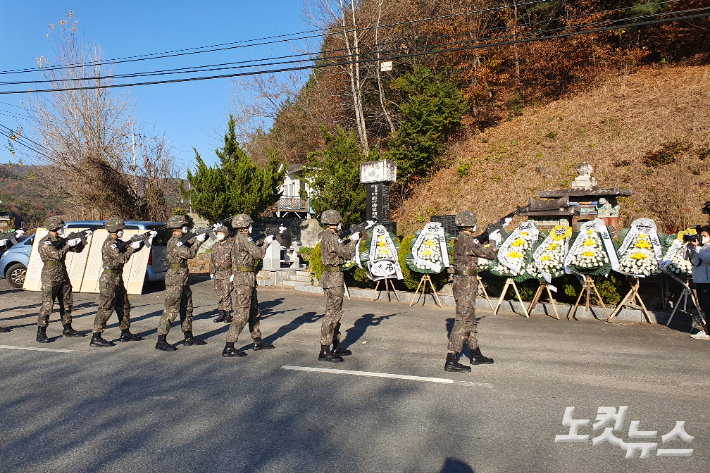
132, 125, 138, 194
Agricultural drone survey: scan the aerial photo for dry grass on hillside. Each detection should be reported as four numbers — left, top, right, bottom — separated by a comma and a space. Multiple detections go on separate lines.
393, 65, 710, 235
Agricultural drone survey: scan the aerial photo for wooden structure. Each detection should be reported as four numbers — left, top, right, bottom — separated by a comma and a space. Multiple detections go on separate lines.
568, 276, 610, 321
410, 274, 442, 308
527, 282, 560, 319
494, 278, 528, 317
477, 276, 494, 310
608, 277, 652, 323
371, 278, 399, 302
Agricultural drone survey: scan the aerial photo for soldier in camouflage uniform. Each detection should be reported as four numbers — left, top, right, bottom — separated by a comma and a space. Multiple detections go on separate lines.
155, 214, 208, 352
445, 210, 498, 372
317, 210, 362, 363
210, 224, 234, 324
90, 218, 151, 348
36, 216, 89, 343
222, 214, 275, 357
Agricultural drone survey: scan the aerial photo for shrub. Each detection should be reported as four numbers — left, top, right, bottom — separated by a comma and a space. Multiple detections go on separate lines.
398, 234, 450, 291
557, 273, 629, 306
310, 242, 324, 280
457, 161, 471, 177
643, 140, 691, 167
298, 246, 314, 262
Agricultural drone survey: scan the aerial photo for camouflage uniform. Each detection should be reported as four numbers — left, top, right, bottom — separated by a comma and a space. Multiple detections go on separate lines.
210, 238, 233, 312
225, 233, 267, 343
320, 229, 357, 346
93, 236, 137, 333
157, 235, 202, 336
447, 231, 497, 353
37, 234, 85, 328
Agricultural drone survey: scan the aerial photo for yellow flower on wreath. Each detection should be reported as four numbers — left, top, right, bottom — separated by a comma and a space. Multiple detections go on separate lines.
551, 225, 572, 241
630, 252, 648, 260
582, 251, 595, 257
636, 239, 652, 249
548, 243, 559, 251
512, 238, 526, 247
541, 255, 551, 261
583, 239, 596, 247
508, 251, 523, 259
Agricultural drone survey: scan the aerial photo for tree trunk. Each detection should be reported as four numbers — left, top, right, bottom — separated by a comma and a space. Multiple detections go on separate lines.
375, 0, 395, 134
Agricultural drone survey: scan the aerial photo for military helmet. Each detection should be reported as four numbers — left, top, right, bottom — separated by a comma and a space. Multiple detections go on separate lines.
167, 214, 190, 230
320, 210, 342, 225
105, 218, 126, 233
232, 214, 253, 229
214, 224, 229, 234
45, 216, 65, 232
455, 210, 478, 228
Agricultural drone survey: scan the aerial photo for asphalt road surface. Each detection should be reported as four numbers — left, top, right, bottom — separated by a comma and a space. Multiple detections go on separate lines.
0, 277, 707, 473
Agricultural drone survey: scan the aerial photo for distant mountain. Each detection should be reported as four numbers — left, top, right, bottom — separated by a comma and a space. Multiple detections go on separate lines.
0, 164, 66, 228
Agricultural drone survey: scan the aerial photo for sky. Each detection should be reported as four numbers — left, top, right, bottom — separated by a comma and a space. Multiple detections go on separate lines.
0, 1, 311, 176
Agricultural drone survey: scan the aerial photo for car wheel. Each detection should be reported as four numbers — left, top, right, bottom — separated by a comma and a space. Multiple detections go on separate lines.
6, 263, 27, 288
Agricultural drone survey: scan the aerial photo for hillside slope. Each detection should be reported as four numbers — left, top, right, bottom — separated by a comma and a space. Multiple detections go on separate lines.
393, 65, 710, 234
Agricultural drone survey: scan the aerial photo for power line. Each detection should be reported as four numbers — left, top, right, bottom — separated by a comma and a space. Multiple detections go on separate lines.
0, 123, 48, 153
0, 0, 553, 77
2, 9, 705, 95
0, 128, 51, 160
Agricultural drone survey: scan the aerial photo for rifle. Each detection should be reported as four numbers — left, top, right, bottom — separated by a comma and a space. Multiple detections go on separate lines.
179, 226, 217, 245
0, 229, 23, 247
250, 227, 282, 245
117, 231, 157, 250
339, 220, 375, 241
475, 205, 530, 245
50, 229, 92, 249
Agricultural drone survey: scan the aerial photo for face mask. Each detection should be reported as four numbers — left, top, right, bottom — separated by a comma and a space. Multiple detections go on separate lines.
471, 225, 477, 233
248, 225, 253, 234
337, 223, 342, 231
216, 233, 226, 241
182, 226, 189, 234
116, 230, 124, 238
703, 237, 710, 245
57, 227, 65, 236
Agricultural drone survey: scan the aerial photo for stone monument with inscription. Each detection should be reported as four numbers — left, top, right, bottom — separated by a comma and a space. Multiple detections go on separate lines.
360, 160, 397, 235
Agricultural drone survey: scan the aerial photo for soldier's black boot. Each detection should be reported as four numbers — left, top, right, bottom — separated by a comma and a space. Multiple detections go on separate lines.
213, 310, 226, 323
332, 335, 352, 356
253, 338, 275, 350
90, 332, 115, 347
183, 331, 207, 346
0, 326, 11, 332
119, 329, 143, 342
444, 352, 471, 372
36, 326, 50, 344
155, 335, 177, 352
222, 342, 247, 357
224, 311, 233, 324
318, 344, 344, 363
62, 323, 86, 337
470, 347, 494, 365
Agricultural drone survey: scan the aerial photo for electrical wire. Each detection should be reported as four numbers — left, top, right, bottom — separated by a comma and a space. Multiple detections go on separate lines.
0, 0, 553, 77
2, 8, 705, 95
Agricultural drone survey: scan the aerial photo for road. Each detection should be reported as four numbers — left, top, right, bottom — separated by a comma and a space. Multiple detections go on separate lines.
0, 277, 707, 473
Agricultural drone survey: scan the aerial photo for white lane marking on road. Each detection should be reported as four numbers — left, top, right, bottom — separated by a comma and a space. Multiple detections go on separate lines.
281, 365, 492, 388
0, 344, 75, 353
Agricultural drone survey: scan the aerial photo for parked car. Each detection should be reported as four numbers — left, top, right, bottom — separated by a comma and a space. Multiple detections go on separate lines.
0, 220, 169, 288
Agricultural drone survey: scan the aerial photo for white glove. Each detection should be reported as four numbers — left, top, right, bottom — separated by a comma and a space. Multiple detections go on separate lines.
68, 238, 80, 247
264, 235, 275, 244
149, 231, 158, 238
350, 232, 360, 242
229, 274, 234, 282
489, 230, 502, 247
213, 223, 221, 230
503, 217, 513, 226
0, 239, 8, 247
365, 220, 375, 229
131, 241, 143, 250
196, 233, 207, 242
279, 225, 287, 234
15, 230, 24, 236
85, 230, 93, 237
210, 274, 214, 280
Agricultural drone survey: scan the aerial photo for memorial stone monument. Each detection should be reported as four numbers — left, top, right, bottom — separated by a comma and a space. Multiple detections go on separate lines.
360, 160, 397, 235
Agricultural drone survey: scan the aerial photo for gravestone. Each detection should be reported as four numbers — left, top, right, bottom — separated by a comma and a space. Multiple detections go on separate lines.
360, 160, 397, 235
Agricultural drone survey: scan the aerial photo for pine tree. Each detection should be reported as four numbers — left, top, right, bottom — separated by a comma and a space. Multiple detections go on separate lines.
181, 115, 286, 223
301, 126, 374, 226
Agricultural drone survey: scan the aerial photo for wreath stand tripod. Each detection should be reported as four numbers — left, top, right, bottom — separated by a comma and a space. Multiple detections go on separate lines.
527, 281, 560, 319
568, 275, 610, 321
477, 276, 494, 310
608, 277, 652, 323
494, 278, 528, 317
371, 278, 399, 302
344, 281, 350, 300
666, 278, 705, 331
410, 274, 442, 307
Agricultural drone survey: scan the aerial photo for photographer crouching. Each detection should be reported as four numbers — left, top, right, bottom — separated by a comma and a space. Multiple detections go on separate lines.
685, 226, 710, 340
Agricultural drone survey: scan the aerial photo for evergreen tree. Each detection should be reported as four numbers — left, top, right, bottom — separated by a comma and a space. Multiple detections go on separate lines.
181, 115, 285, 223
301, 126, 375, 226
387, 67, 467, 186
